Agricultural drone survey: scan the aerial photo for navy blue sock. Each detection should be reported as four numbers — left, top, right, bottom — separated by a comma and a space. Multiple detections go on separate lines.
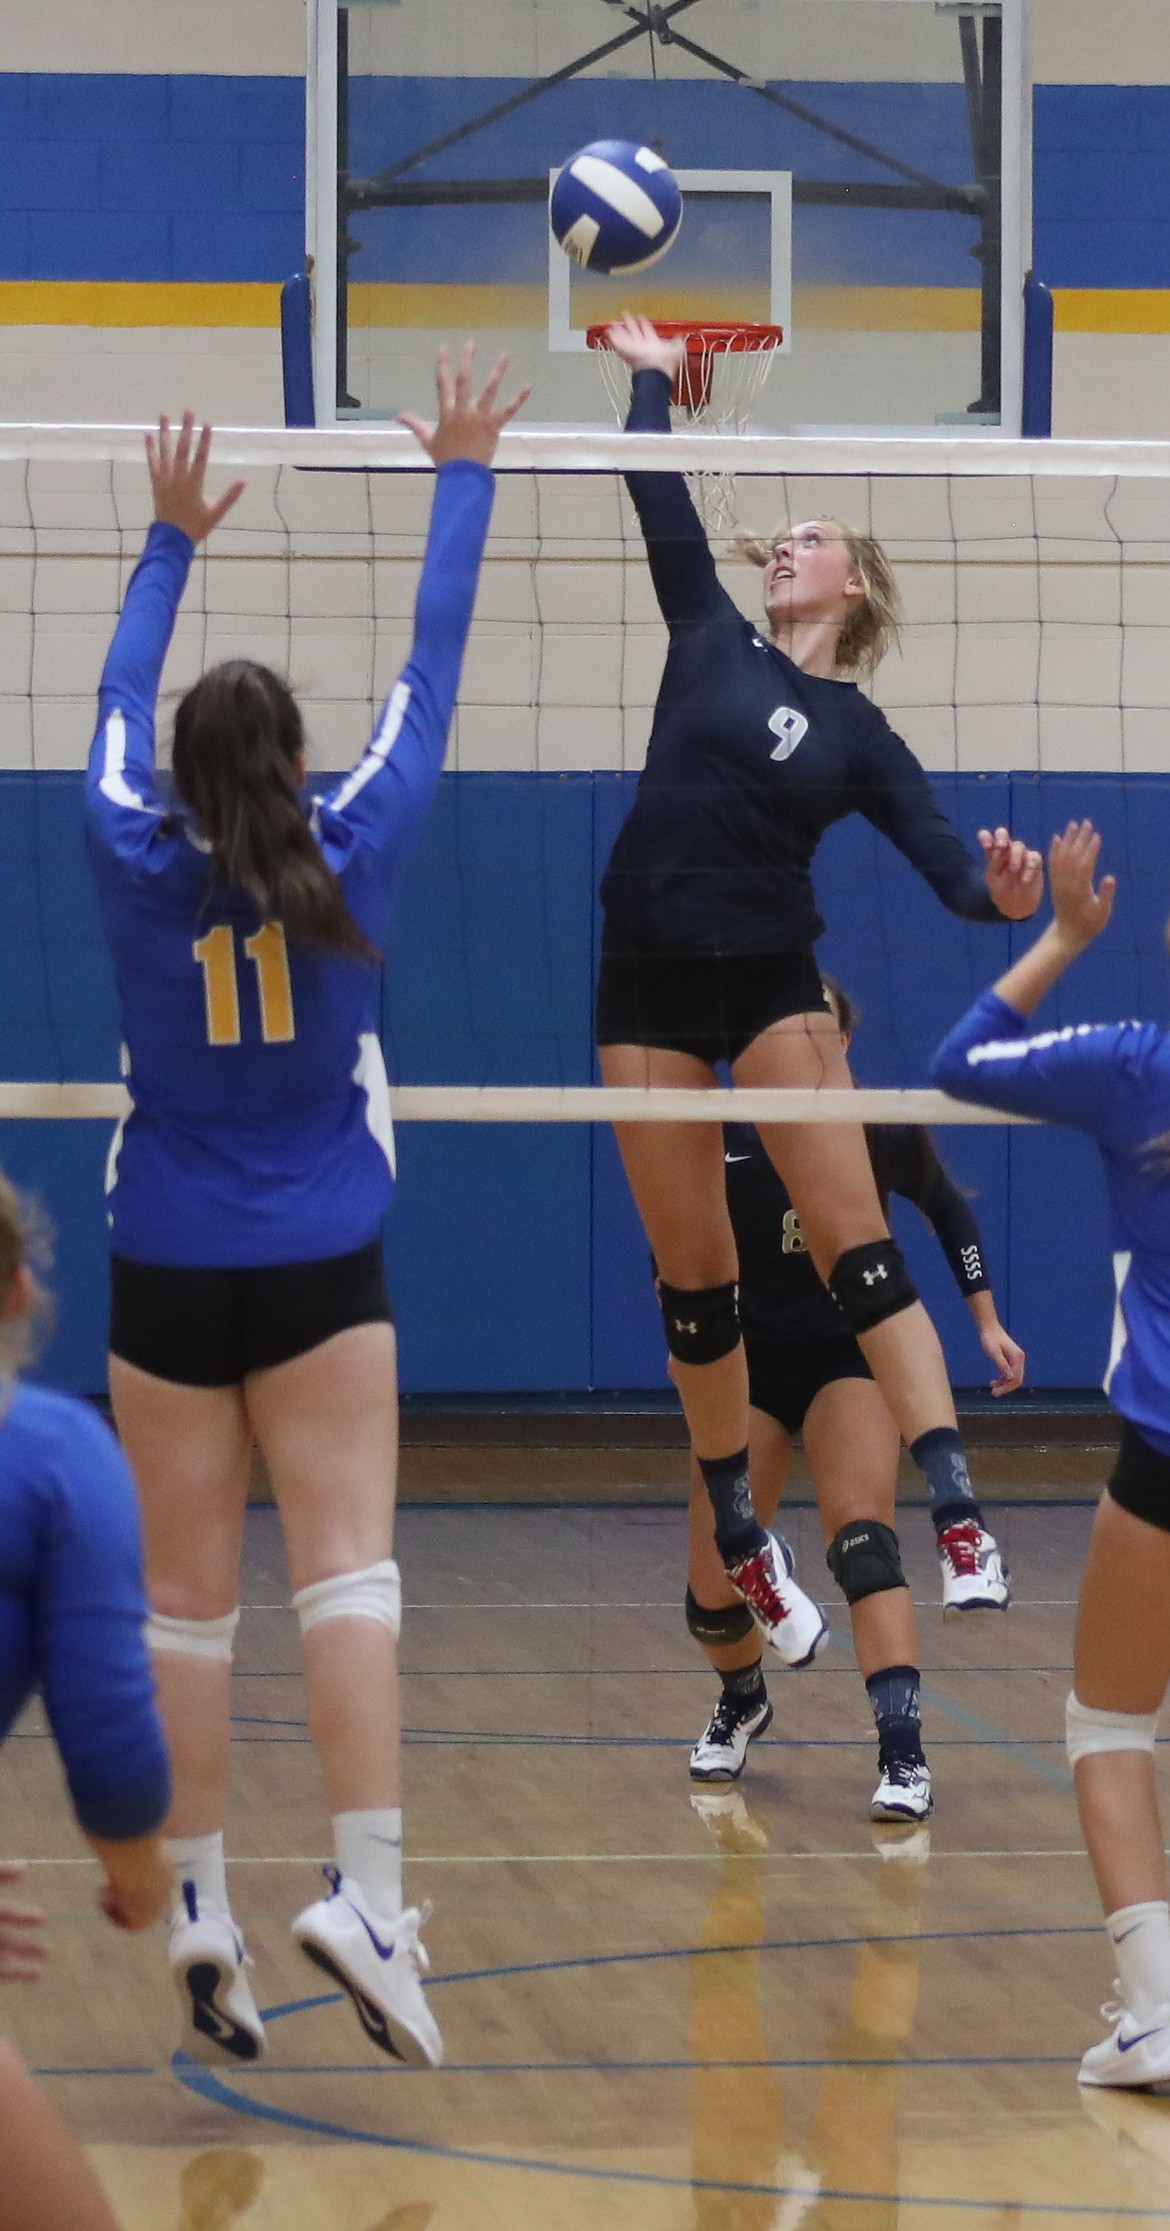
721, 1658, 766, 1705
865, 1662, 925, 1769
699, 1448, 767, 1561
909, 1426, 985, 1537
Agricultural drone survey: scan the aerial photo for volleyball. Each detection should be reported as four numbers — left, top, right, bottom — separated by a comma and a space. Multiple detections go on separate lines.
550, 140, 683, 275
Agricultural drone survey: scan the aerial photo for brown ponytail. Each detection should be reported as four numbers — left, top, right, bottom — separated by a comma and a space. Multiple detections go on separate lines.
172, 662, 377, 964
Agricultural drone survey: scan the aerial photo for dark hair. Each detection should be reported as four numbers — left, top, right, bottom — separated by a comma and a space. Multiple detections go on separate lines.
171, 661, 376, 964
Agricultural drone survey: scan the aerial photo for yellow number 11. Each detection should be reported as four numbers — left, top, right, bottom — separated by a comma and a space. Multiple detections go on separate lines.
193, 923, 296, 1046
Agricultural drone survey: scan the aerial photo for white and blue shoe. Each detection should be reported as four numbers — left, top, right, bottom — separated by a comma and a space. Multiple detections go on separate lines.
724, 1533, 829, 1668
1079, 1994, 1170, 2090
690, 1690, 774, 1782
870, 1759, 933, 1824
169, 1894, 266, 2066
293, 1867, 443, 2068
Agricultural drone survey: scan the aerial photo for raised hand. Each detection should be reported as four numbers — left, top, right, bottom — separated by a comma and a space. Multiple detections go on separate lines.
399, 342, 530, 469
1048, 818, 1117, 951
0, 1861, 46, 1983
603, 310, 685, 382
978, 825, 1045, 920
146, 413, 246, 545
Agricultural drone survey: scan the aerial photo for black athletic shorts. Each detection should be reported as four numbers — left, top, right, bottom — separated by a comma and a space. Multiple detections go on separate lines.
109, 1239, 394, 1389
595, 947, 831, 1068
746, 1332, 874, 1438
1107, 1416, 1170, 1535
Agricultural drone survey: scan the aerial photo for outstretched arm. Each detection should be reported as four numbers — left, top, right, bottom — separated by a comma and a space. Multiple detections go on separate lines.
88, 414, 245, 862
930, 821, 1148, 1139
607, 313, 735, 632
320, 344, 529, 911
859, 717, 1043, 922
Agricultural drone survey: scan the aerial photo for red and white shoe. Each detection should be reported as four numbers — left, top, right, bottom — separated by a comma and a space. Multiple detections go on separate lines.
937, 1518, 1011, 1617
723, 1533, 828, 1667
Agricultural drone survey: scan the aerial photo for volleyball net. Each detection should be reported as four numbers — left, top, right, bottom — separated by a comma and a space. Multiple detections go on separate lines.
4, 419, 1170, 1129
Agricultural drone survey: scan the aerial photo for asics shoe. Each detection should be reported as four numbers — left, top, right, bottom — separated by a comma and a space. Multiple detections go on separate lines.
1079, 1995, 1170, 2090
690, 1689, 773, 1782
870, 1758, 933, 1823
292, 1868, 443, 2068
723, 1533, 828, 1667
937, 1518, 1011, 1616
169, 1900, 266, 2066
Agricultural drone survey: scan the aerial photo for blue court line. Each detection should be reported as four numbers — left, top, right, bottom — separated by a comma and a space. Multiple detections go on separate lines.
239, 1665, 1078, 1679
171, 2056, 1170, 2217
32, 2064, 152, 2077
427, 1922, 1098, 1989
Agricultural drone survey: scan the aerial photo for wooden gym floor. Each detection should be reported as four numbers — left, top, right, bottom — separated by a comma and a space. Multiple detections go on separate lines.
4, 1438, 1170, 2229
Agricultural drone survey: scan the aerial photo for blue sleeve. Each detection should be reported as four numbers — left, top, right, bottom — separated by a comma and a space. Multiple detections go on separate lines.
85, 520, 194, 872
35, 1408, 170, 1842
931, 987, 1170, 1146
857, 711, 999, 923
315, 458, 495, 903
622, 369, 738, 632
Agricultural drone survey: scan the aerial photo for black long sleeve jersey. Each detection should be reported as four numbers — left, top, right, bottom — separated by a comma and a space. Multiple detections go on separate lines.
724, 1119, 991, 1345
599, 369, 1001, 955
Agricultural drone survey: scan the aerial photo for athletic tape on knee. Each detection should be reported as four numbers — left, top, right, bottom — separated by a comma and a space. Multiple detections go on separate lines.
658, 1280, 740, 1366
1066, 1690, 1159, 1767
828, 1240, 917, 1335
293, 1559, 402, 1641
684, 1586, 755, 1648
826, 1520, 906, 1605
146, 1607, 240, 1662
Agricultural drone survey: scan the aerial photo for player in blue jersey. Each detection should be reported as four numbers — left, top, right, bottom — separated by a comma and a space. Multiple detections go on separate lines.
86, 346, 527, 2074
932, 818, 1170, 2088
595, 314, 1041, 1663
0, 1169, 171, 2230
686, 976, 1022, 1822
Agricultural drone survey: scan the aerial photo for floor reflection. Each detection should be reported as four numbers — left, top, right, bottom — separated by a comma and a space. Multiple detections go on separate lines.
688, 1791, 926, 2230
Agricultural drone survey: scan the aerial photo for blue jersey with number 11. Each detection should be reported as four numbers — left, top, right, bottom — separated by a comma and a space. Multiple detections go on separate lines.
86, 459, 494, 1268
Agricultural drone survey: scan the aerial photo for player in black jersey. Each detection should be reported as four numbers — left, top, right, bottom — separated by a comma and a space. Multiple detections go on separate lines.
687, 977, 1024, 1818
595, 312, 1041, 1663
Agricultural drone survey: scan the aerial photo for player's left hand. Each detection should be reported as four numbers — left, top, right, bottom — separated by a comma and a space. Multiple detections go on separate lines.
978, 826, 1044, 919
146, 414, 246, 544
399, 341, 531, 468
980, 1320, 1026, 1397
0, 1862, 47, 1983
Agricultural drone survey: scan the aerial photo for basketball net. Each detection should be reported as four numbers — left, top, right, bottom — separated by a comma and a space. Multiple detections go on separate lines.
587, 322, 785, 534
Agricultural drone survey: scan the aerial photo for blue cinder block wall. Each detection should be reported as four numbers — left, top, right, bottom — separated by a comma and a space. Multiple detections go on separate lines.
2, 768, 1157, 1400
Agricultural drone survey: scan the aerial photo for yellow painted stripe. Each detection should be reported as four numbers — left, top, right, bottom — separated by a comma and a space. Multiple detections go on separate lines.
0, 277, 1168, 337
0, 281, 282, 327
1052, 287, 1170, 333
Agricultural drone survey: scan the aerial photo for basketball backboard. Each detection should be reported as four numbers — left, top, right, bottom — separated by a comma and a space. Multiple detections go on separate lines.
305, 0, 1031, 434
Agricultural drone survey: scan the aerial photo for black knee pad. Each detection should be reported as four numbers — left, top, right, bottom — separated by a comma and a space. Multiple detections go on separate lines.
685, 1587, 756, 1647
828, 1240, 917, 1334
659, 1279, 740, 1365
826, 1520, 907, 1605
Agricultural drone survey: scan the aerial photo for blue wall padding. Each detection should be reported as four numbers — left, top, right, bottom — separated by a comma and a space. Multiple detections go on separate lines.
2, 75, 1170, 291
0, 767, 1165, 1398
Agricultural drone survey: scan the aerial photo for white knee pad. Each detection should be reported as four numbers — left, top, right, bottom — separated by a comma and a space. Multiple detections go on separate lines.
146, 1607, 240, 1662
292, 1559, 401, 1641
1066, 1690, 1159, 1767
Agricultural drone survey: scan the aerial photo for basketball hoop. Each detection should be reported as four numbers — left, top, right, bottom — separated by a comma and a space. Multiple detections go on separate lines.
587, 321, 785, 531
587, 321, 784, 425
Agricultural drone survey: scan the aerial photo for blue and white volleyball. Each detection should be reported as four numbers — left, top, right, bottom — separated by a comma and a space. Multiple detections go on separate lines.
550, 141, 683, 275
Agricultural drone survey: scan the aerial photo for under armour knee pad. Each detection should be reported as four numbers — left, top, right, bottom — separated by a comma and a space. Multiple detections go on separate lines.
826, 1520, 906, 1605
1066, 1690, 1159, 1766
293, 1559, 402, 1641
828, 1240, 917, 1334
146, 1607, 240, 1662
658, 1280, 740, 1366
684, 1586, 755, 1647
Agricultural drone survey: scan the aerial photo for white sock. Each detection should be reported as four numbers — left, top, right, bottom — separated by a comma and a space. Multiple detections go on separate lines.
333, 1807, 403, 1921
1107, 1901, 1170, 2019
170, 1831, 231, 1926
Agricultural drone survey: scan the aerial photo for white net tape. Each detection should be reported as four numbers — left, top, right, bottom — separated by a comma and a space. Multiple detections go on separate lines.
0, 1084, 1031, 1123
